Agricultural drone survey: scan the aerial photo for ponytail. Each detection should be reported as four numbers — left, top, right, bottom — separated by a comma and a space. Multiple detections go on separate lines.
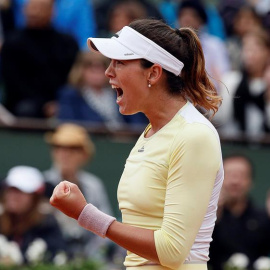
178, 28, 222, 116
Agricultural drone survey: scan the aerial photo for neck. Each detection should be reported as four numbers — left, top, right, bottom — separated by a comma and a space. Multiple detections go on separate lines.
145, 95, 187, 137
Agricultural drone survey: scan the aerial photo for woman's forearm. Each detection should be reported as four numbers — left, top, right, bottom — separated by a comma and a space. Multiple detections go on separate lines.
106, 220, 159, 264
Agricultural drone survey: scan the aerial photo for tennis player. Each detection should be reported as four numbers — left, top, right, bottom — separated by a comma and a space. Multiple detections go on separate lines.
50, 18, 224, 270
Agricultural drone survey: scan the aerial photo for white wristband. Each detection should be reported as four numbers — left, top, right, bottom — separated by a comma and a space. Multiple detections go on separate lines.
78, 204, 116, 238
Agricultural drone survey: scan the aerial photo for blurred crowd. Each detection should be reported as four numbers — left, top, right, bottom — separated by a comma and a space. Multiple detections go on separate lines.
0, 0, 270, 269
0, 0, 269, 137
1, 124, 270, 270
0, 123, 126, 268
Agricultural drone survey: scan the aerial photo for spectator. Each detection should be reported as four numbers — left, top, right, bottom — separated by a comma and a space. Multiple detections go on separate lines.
226, 5, 263, 71
57, 51, 148, 130
2, 0, 79, 118
160, 0, 226, 39
94, 0, 163, 37
0, 0, 78, 118
209, 154, 270, 270
0, 0, 14, 104
0, 166, 66, 265
177, 0, 230, 89
12, 0, 96, 50
0, 0, 14, 48
213, 29, 270, 138
218, 0, 247, 37
43, 123, 115, 261
106, 0, 147, 36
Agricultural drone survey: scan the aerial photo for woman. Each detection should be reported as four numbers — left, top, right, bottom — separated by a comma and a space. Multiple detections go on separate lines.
57, 51, 148, 130
214, 28, 270, 138
50, 19, 224, 270
0, 166, 66, 264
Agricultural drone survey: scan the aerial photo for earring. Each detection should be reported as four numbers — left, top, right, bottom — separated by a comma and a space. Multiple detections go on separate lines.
148, 81, 151, 88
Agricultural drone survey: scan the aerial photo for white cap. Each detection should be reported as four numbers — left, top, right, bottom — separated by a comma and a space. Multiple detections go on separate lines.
87, 26, 184, 76
5, 166, 45, 194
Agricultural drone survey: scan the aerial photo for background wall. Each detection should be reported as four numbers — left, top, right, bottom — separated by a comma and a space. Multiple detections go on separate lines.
0, 128, 269, 217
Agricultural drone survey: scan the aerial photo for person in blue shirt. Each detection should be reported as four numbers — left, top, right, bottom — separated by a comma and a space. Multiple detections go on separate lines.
57, 51, 148, 130
12, 0, 96, 50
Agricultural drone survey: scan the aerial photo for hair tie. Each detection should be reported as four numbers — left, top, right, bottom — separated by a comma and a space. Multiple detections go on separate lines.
175, 28, 181, 36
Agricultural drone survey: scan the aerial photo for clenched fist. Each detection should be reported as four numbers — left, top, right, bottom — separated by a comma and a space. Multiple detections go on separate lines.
50, 180, 87, 220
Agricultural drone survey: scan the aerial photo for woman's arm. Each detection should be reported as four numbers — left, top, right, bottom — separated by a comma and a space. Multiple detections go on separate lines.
50, 123, 221, 268
50, 181, 159, 263
106, 220, 159, 263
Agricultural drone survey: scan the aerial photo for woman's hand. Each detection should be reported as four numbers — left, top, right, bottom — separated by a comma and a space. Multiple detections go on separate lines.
50, 180, 87, 220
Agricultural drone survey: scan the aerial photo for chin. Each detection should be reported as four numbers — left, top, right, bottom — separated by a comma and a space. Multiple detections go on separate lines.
119, 109, 129, 115
119, 107, 139, 116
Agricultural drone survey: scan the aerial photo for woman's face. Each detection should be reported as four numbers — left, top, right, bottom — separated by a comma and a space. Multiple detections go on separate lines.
105, 59, 149, 115
4, 187, 35, 215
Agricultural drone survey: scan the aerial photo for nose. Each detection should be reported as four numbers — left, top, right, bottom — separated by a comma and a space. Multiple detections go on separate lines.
105, 60, 115, 78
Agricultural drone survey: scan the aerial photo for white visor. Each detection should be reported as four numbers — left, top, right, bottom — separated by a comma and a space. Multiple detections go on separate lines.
87, 26, 184, 76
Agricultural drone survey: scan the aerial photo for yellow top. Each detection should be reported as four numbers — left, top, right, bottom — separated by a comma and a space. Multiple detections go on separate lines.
117, 102, 224, 270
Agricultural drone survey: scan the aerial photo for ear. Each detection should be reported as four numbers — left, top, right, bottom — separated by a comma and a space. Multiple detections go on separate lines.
147, 64, 163, 85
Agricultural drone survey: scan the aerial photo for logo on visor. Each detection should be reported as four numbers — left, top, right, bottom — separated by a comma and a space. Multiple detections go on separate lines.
124, 53, 134, 56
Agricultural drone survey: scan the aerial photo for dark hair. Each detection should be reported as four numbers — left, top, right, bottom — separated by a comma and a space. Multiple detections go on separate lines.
129, 19, 222, 115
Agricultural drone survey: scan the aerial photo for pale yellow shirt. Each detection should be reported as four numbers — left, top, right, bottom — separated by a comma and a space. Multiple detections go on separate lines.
117, 102, 224, 270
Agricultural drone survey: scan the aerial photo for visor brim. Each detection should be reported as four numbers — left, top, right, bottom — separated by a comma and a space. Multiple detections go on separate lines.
87, 38, 141, 60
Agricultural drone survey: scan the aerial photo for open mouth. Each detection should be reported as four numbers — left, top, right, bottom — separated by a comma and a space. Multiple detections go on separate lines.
112, 85, 123, 102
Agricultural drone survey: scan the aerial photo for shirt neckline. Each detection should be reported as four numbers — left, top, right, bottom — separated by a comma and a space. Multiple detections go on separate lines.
143, 100, 190, 140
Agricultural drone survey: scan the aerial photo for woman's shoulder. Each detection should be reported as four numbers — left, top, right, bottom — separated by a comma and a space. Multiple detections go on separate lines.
179, 120, 218, 144
171, 105, 219, 144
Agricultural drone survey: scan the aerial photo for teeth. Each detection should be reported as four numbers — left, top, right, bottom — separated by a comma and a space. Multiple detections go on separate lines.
111, 85, 118, 89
